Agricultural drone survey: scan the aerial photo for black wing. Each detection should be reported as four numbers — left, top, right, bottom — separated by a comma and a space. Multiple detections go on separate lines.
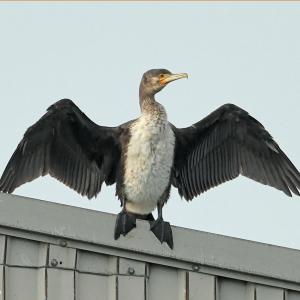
0, 99, 122, 199
171, 103, 300, 200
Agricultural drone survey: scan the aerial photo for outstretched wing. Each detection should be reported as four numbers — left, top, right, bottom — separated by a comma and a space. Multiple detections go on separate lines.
171, 103, 300, 200
0, 99, 122, 199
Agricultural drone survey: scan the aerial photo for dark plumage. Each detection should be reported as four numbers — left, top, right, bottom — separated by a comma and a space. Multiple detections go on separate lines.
0, 99, 122, 198
0, 69, 299, 249
172, 104, 300, 199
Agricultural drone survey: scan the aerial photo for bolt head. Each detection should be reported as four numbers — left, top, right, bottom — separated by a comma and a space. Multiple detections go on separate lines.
51, 258, 58, 267
59, 240, 67, 247
192, 264, 200, 272
127, 267, 135, 275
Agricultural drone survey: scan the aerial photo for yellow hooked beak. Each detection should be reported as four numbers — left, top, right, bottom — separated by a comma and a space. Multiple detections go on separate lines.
159, 73, 188, 85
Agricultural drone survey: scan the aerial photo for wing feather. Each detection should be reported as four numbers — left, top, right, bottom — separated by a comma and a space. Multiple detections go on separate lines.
171, 103, 300, 200
0, 99, 122, 198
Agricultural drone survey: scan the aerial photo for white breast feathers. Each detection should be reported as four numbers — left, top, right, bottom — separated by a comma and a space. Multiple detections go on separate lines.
124, 114, 175, 215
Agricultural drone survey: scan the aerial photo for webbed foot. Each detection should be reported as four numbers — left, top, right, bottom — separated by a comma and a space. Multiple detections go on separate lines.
114, 210, 136, 240
150, 218, 173, 249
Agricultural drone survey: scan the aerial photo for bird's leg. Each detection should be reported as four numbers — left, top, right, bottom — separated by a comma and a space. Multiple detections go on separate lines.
114, 206, 137, 240
150, 203, 173, 249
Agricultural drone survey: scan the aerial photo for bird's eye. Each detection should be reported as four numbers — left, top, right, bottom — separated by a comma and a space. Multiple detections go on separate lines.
159, 74, 164, 79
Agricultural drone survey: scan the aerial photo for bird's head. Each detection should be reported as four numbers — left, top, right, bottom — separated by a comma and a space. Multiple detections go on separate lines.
139, 69, 188, 98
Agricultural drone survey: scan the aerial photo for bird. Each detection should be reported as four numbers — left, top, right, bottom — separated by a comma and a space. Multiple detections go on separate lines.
0, 68, 299, 249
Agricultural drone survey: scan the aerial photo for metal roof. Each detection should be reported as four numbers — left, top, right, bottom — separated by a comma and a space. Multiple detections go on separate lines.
0, 193, 299, 300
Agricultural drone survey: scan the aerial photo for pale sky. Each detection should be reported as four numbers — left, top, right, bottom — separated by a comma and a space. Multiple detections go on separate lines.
0, 2, 299, 249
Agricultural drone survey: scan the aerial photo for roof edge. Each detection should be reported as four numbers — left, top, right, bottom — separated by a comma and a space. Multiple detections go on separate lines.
0, 193, 300, 286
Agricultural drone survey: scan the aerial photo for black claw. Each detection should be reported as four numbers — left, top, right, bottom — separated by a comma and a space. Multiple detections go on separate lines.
136, 213, 154, 221
114, 210, 136, 240
147, 213, 155, 221
150, 219, 174, 249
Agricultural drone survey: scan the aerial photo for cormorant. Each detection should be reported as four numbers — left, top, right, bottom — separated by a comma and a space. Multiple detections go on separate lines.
0, 69, 299, 249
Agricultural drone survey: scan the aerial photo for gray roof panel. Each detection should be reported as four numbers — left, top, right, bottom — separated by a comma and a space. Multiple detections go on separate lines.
0, 193, 299, 299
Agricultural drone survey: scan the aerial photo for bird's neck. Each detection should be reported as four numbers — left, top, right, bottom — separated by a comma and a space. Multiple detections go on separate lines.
139, 95, 166, 119
139, 95, 155, 112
